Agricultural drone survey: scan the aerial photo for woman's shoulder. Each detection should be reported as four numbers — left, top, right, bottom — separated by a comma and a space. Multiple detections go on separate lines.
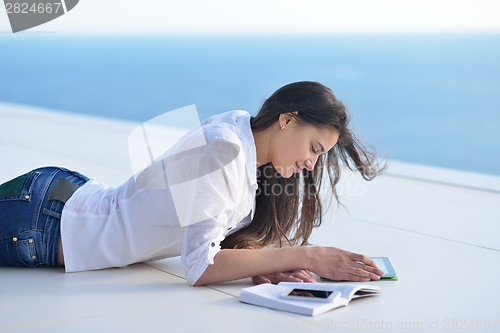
203, 110, 251, 145
204, 110, 250, 124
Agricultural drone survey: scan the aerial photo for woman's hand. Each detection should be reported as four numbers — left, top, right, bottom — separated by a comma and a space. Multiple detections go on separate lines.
252, 269, 316, 285
309, 247, 385, 282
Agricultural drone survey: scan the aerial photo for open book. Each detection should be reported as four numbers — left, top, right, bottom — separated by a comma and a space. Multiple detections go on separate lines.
239, 282, 380, 316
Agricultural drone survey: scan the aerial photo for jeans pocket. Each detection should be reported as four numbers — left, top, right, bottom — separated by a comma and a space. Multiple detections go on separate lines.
13, 234, 42, 267
0, 171, 41, 202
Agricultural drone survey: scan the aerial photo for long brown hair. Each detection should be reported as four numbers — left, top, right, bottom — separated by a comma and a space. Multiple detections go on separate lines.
221, 81, 385, 250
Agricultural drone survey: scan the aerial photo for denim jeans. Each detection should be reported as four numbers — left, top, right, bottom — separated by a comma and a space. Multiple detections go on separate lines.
0, 167, 89, 267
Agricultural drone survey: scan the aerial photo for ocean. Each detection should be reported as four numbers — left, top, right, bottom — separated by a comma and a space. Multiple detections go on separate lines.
1, 34, 499, 176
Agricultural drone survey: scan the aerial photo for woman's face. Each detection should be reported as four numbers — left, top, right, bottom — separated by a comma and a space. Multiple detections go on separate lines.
270, 115, 340, 178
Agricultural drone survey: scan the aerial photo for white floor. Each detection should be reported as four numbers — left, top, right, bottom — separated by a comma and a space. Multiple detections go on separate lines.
1, 101, 499, 332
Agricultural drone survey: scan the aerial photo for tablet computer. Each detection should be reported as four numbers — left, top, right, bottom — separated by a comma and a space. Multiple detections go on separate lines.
370, 257, 398, 280
320, 256, 398, 282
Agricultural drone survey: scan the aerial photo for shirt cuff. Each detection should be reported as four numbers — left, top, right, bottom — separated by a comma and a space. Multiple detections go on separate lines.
185, 240, 222, 286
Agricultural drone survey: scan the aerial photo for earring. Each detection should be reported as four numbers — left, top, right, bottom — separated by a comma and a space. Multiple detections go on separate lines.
281, 124, 285, 130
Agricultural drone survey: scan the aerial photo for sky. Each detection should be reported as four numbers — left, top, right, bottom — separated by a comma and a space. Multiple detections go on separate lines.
1, 0, 500, 34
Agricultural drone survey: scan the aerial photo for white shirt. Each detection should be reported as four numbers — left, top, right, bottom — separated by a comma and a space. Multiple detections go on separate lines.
60, 110, 258, 286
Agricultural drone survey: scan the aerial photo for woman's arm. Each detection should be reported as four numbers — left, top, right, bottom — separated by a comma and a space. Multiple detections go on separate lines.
194, 246, 384, 286
232, 244, 316, 284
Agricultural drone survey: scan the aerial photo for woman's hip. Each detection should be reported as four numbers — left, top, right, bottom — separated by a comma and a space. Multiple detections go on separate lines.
0, 166, 89, 267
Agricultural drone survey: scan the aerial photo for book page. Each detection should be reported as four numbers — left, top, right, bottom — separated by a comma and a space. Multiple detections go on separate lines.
246, 284, 337, 309
278, 282, 380, 301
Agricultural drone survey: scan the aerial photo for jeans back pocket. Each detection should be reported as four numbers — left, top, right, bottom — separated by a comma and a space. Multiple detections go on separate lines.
13, 233, 42, 267
0, 171, 41, 202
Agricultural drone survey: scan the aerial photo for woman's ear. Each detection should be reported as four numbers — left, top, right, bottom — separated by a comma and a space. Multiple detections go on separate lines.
278, 113, 290, 128
281, 111, 298, 126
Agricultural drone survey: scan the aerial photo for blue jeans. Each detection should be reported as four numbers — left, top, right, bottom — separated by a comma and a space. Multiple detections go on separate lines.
0, 167, 89, 267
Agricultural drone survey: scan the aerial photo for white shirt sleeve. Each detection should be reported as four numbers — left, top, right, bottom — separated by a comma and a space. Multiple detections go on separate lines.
182, 216, 227, 286
175, 129, 251, 286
